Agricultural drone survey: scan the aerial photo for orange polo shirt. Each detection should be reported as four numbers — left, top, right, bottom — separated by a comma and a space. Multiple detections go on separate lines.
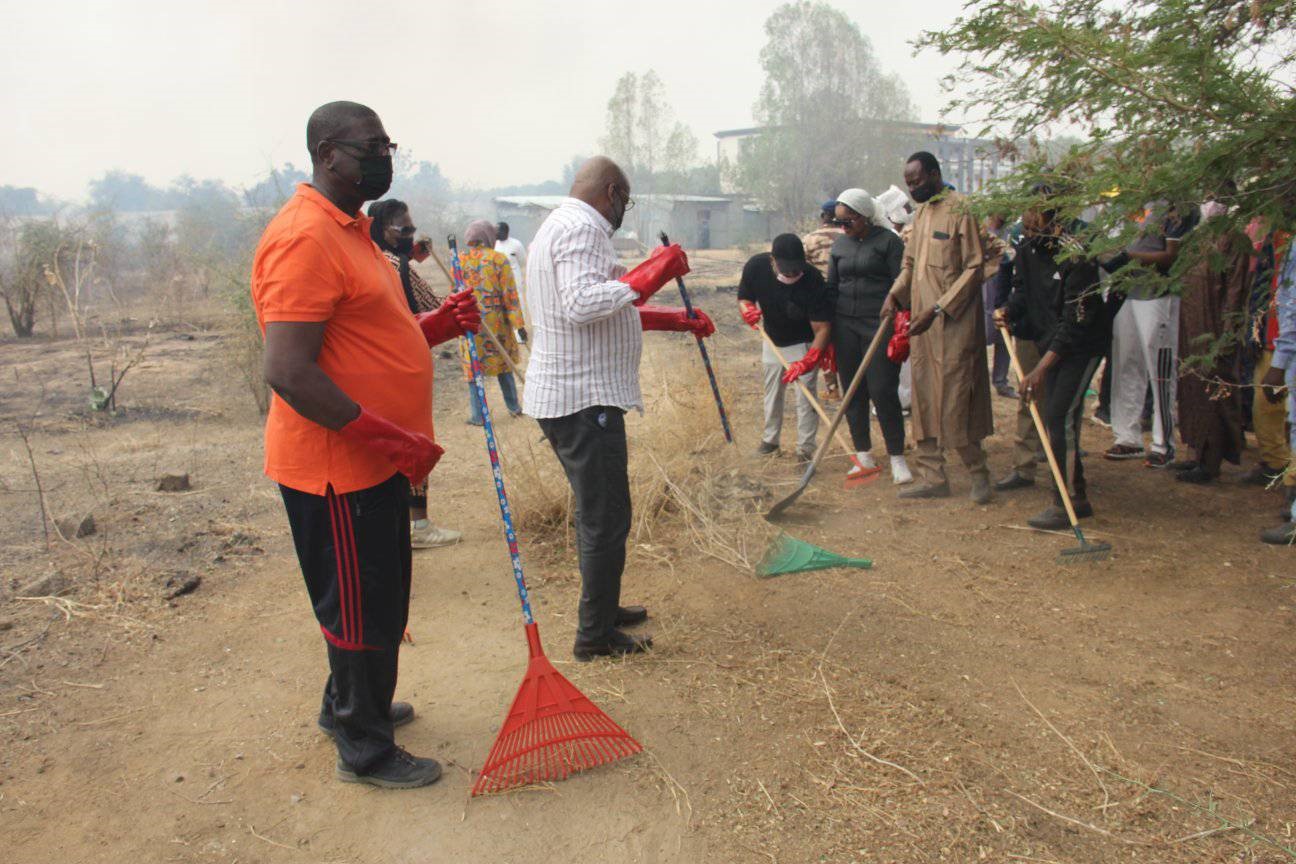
251, 183, 434, 495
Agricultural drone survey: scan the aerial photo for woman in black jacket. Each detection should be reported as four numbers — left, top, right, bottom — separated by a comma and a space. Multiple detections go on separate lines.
997, 205, 1109, 529
828, 188, 912, 484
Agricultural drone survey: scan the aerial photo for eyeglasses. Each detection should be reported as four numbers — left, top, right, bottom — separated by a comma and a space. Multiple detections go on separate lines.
833, 215, 857, 227
613, 186, 636, 212
327, 139, 398, 158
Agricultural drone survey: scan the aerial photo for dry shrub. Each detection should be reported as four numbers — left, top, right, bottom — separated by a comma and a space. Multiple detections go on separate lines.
505, 342, 779, 573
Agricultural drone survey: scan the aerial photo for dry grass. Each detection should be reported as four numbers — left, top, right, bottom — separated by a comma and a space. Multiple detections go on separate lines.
505, 341, 779, 575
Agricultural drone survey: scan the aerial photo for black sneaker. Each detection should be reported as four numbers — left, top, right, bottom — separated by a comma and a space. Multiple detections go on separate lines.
336, 746, 442, 789
319, 701, 415, 739
1175, 466, 1216, 484
1260, 523, 1296, 545
756, 440, 779, 456
573, 629, 653, 662
1027, 505, 1070, 531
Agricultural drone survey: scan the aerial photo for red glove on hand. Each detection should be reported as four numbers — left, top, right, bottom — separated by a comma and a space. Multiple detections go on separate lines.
817, 343, 837, 375
340, 406, 444, 486
887, 310, 911, 364
622, 244, 690, 305
416, 289, 481, 346
739, 302, 762, 329
781, 347, 823, 384
638, 305, 715, 338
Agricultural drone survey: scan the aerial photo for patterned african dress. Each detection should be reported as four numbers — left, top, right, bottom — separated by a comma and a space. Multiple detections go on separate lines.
457, 245, 523, 381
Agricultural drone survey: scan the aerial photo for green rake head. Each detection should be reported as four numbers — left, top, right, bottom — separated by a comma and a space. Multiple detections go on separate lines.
756, 533, 872, 579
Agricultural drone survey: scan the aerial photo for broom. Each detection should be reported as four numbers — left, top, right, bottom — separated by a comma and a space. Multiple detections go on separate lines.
446, 237, 643, 796
756, 532, 872, 578
998, 324, 1112, 564
757, 327, 880, 488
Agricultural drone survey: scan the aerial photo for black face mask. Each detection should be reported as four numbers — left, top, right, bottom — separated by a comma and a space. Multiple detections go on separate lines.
909, 180, 938, 203
355, 154, 394, 200
394, 236, 414, 255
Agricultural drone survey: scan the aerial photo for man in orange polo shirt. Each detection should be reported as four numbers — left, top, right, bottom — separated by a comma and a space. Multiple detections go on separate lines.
251, 101, 480, 789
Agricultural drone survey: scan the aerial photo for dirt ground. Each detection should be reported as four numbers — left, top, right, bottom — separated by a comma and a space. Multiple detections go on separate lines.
3, 249, 1295, 863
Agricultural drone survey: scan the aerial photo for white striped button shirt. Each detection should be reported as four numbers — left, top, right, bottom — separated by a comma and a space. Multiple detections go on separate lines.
523, 198, 642, 419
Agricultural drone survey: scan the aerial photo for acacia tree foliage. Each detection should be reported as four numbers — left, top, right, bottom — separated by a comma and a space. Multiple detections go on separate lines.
736, 1, 916, 225
600, 69, 700, 191
916, 0, 1296, 296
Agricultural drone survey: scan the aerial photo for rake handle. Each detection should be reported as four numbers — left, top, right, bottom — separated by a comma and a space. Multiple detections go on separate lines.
659, 232, 733, 444
448, 236, 535, 626
758, 327, 856, 459
997, 324, 1083, 537
803, 314, 891, 473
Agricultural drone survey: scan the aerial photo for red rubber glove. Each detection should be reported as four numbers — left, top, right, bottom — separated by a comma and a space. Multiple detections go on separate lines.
781, 346, 823, 384
340, 406, 444, 486
739, 302, 762, 329
818, 343, 837, 375
622, 244, 690, 305
638, 305, 715, 337
416, 289, 481, 346
887, 310, 911, 364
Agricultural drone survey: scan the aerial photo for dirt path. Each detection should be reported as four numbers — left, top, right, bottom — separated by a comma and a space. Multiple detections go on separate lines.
3, 273, 1296, 862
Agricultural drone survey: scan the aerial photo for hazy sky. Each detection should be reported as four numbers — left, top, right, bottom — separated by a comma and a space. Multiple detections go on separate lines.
2, 0, 971, 200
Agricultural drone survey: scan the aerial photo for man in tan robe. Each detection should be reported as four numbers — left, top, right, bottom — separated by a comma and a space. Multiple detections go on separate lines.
882, 152, 994, 503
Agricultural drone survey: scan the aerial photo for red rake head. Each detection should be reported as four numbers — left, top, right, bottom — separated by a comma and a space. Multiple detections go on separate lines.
471, 623, 642, 796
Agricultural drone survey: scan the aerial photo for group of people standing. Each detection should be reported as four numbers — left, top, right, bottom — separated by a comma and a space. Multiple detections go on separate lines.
743, 152, 1296, 542
250, 99, 1295, 793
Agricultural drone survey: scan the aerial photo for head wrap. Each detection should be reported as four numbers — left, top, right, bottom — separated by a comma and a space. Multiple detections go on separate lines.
465, 219, 497, 246
836, 188, 881, 224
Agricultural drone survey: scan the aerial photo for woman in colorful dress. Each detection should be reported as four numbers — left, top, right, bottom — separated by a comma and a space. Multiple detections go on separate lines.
367, 198, 461, 549
458, 219, 525, 424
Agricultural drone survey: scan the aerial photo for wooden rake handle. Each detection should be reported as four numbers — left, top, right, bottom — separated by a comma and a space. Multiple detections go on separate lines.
998, 325, 1081, 530
757, 327, 856, 459
804, 315, 891, 472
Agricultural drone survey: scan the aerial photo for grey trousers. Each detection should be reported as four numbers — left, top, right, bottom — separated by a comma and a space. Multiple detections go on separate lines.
537, 406, 631, 644
761, 340, 819, 453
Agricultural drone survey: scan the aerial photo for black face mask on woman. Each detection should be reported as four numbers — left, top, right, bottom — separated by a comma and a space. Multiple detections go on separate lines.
394, 236, 414, 255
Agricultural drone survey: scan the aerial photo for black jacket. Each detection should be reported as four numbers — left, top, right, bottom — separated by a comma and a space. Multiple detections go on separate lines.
827, 227, 904, 323
1006, 234, 1109, 359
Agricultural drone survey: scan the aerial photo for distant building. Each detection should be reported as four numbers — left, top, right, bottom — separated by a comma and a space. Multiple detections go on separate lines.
494, 193, 749, 251
714, 122, 1014, 195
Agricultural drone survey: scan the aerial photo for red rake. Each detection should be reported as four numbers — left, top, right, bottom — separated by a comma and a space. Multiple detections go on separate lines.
447, 238, 642, 797
472, 624, 642, 795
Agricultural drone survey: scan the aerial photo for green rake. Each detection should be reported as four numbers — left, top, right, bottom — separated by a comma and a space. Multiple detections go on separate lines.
756, 533, 873, 578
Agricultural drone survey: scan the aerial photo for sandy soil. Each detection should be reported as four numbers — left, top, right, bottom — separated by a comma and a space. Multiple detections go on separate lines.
2, 250, 1295, 863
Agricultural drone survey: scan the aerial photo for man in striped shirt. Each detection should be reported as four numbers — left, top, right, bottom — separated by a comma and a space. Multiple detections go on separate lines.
524, 156, 716, 660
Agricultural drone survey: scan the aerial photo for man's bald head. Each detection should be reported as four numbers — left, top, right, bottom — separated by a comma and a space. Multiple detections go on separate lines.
569, 156, 631, 230
307, 101, 380, 164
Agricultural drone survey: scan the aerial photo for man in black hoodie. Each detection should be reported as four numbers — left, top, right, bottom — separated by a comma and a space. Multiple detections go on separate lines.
995, 201, 1110, 529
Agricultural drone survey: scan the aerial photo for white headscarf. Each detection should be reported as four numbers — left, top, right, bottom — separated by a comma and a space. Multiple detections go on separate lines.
836, 188, 882, 224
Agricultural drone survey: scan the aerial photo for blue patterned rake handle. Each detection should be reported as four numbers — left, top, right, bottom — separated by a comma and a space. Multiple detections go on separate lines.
447, 236, 534, 626
658, 232, 733, 444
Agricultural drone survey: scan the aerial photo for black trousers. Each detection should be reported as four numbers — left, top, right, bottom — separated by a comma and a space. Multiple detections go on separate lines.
280, 472, 411, 772
833, 315, 905, 455
1043, 355, 1101, 504
537, 406, 632, 644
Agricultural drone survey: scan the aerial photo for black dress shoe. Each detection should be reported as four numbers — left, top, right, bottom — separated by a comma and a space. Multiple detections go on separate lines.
615, 605, 648, 627
573, 629, 653, 662
319, 701, 415, 738
1175, 466, 1216, 484
994, 470, 1035, 491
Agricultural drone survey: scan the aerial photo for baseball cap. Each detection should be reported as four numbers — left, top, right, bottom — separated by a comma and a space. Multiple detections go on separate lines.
771, 233, 806, 275
820, 200, 838, 216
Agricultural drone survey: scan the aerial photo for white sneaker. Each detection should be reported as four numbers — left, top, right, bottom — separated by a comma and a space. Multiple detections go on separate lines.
846, 451, 879, 481
890, 455, 914, 485
410, 520, 462, 549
